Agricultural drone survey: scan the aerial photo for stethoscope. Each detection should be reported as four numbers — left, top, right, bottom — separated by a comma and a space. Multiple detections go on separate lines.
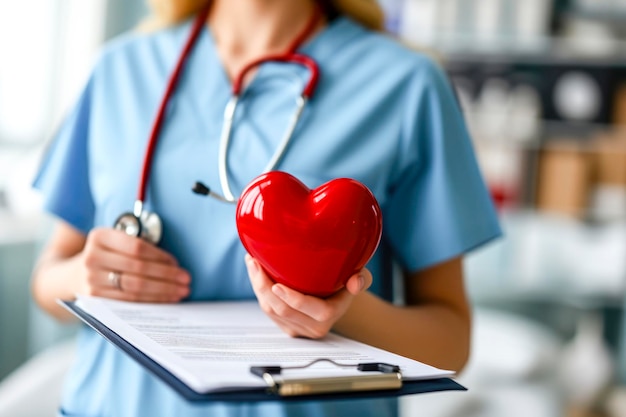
114, 3, 321, 245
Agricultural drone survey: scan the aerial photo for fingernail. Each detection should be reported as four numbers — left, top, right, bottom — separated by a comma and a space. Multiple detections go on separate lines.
178, 272, 189, 284
272, 285, 285, 298
247, 258, 258, 274
357, 274, 365, 291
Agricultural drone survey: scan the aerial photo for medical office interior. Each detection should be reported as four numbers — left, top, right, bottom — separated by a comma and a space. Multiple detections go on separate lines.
0, 0, 625, 415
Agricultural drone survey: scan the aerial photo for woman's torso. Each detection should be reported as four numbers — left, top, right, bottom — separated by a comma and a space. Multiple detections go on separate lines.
59, 16, 430, 417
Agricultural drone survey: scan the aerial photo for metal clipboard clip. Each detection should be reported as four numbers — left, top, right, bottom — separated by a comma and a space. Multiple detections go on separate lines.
250, 358, 402, 397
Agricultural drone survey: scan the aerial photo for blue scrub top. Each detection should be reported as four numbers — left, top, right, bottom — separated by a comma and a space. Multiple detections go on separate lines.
35, 15, 501, 417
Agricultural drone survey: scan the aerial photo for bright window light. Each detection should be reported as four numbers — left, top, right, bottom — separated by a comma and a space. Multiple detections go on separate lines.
0, 0, 105, 215
0, 0, 106, 145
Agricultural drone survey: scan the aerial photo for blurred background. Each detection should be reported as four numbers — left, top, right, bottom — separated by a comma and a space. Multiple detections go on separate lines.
0, 0, 625, 416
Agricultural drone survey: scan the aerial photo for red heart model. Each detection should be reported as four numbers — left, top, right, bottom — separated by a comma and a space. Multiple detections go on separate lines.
236, 171, 383, 298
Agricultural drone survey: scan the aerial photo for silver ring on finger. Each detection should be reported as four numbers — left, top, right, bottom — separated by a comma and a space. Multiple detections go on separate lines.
107, 271, 123, 291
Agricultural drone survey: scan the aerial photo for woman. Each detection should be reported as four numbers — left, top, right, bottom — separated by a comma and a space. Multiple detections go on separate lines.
32, 0, 501, 416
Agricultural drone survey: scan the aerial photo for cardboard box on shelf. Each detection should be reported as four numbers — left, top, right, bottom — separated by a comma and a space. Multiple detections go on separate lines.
612, 83, 626, 126
535, 140, 592, 218
591, 133, 626, 187
588, 132, 626, 221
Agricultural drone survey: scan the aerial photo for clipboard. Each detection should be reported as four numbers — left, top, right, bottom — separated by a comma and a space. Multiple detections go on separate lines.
61, 299, 466, 402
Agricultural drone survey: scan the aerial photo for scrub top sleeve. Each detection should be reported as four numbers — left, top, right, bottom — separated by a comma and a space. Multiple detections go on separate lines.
33, 78, 95, 235
384, 57, 502, 273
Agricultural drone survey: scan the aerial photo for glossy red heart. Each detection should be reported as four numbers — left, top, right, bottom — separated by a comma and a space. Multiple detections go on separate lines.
236, 171, 383, 297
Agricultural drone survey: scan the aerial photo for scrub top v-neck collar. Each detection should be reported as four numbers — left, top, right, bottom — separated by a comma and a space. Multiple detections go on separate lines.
198, 15, 352, 96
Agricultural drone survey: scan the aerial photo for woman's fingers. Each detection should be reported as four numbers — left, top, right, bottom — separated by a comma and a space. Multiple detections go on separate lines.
245, 254, 371, 339
79, 227, 191, 303
264, 311, 312, 338
246, 256, 318, 334
88, 227, 178, 265
104, 270, 189, 297
344, 269, 372, 295
271, 284, 347, 323
91, 286, 183, 303
88, 247, 189, 283
87, 268, 189, 302
245, 254, 274, 299
273, 269, 372, 319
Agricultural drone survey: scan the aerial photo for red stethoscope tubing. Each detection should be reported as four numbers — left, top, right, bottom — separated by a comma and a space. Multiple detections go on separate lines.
135, 4, 321, 206
137, 5, 211, 205
233, 53, 319, 97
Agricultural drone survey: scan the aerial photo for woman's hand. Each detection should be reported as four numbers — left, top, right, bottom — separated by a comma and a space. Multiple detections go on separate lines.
76, 227, 190, 302
245, 254, 372, 338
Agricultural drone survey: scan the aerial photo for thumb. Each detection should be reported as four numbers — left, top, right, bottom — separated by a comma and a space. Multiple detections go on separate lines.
345, 268, 372, 295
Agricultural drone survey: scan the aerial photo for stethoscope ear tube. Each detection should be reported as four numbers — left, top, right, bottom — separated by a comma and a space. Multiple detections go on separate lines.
210, 53, 318, 202
211, 92, 309, 204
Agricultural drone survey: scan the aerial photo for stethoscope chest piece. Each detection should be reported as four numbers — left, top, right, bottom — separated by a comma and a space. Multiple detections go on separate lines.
114, 210, 163, 245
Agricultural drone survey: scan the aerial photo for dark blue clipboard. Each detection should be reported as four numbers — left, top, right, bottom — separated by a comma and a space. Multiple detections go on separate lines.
60, 300, 466, 402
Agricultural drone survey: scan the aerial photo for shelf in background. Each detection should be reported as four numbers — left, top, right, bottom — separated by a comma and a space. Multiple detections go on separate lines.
429, 35, 626, 65
566, 5, 626, 25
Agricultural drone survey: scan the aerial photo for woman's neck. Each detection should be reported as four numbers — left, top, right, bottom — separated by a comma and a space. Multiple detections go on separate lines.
209, 0, 323, 79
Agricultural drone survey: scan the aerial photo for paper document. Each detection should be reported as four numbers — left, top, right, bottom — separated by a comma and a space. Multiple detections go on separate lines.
72, 296, 454, 394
